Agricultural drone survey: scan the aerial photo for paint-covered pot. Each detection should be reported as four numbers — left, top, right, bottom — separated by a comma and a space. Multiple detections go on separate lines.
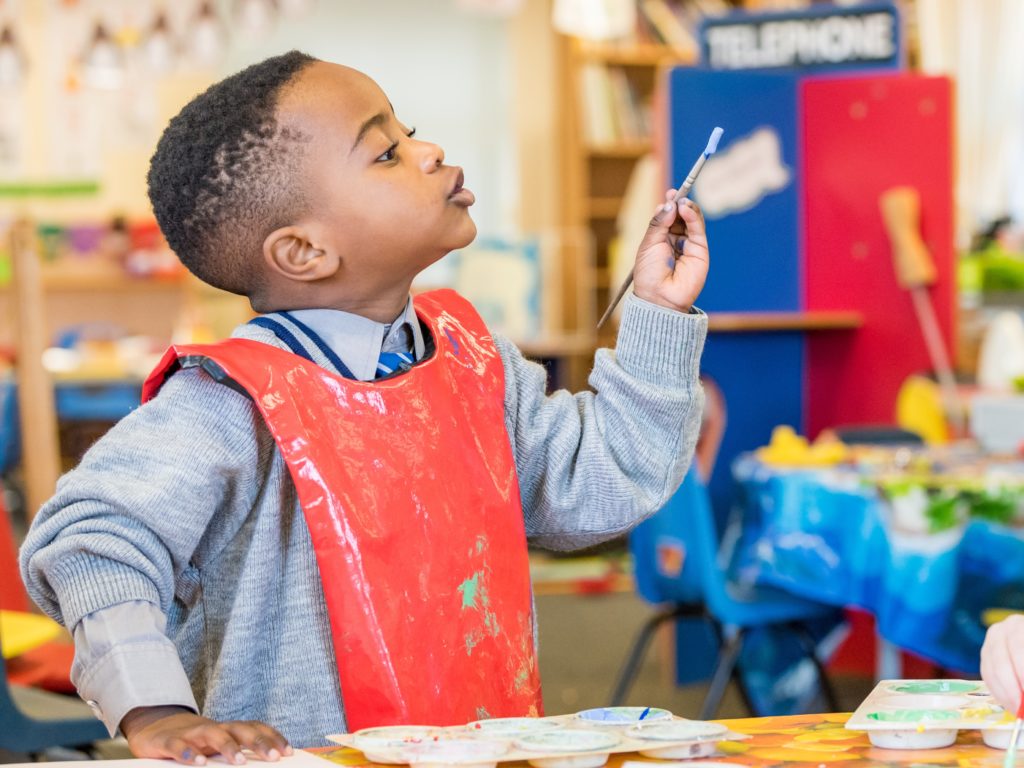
401, 737, 510, 768
627, 719, 728, 759
353, 725, 449, 763
573, 707, 672, 726
467, 717, 563, 737
514, 728, 619, 768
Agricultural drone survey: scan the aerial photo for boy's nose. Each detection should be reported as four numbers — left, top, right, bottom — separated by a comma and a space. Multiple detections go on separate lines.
419, 142, 445, 172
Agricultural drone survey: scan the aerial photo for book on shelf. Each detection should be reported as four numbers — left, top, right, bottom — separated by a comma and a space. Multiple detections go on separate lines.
639, 0, 699, 58
577, 63, 651, 145
578, 63, 617, 145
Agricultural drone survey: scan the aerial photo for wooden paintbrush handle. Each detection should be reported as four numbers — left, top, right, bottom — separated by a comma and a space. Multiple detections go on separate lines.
880, 186, 937, 289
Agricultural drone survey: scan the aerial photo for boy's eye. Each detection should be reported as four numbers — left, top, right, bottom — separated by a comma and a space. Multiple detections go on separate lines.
375, 128, 417, 163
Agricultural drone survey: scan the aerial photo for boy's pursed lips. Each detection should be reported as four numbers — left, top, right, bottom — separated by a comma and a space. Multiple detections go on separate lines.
447, 167, 475, 206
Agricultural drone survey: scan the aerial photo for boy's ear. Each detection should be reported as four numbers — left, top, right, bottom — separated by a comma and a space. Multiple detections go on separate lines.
262, 226, 340, 282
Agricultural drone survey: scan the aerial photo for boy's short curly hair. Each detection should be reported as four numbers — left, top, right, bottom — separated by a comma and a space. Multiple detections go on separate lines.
147, 50, 317, 297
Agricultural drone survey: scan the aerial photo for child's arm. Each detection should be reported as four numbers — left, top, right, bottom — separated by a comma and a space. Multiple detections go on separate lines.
501, 197, 708, 548
982, 615, 1024, 713
20, 367, 288, 763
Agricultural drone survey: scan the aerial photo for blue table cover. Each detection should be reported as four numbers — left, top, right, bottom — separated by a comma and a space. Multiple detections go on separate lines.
733, 455, 1024, 673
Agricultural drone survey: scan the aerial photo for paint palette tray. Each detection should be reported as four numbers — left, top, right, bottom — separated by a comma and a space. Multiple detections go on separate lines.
328, 710, 749, 768
845, 679, 1018, 750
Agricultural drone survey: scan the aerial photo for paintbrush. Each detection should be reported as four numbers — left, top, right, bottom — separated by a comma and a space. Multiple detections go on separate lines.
1005, 696, 1024, 768
597, 126, 724, 330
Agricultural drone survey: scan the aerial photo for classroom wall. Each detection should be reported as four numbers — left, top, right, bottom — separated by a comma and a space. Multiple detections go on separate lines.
220, 0, 518, 239
1, 0, 518, 239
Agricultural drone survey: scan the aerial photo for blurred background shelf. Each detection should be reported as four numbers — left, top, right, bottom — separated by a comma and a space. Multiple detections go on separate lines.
707, 311, 865, 333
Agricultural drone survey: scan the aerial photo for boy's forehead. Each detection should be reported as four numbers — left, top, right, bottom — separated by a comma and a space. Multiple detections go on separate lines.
278, 62, 390, 140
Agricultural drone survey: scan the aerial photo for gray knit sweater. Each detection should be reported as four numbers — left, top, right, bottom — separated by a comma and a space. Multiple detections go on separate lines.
20, 293, 706, 747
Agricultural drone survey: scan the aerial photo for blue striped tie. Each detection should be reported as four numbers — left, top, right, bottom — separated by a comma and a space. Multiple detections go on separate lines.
376, 350, 414, 378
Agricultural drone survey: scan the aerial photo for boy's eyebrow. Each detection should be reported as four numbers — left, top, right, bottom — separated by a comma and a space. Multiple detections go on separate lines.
350, 111, 390, 155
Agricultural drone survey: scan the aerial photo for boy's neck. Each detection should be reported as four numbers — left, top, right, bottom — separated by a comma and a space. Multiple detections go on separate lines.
258, 283, 414, 324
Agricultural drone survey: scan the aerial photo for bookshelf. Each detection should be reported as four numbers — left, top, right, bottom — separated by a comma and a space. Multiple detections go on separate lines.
557, 30, 697, 356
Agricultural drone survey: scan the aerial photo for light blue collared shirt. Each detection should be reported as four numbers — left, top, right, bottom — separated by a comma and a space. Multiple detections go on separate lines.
284, 297, 426, 381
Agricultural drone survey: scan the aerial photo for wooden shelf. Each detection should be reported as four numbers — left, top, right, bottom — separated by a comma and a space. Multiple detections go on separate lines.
574, 41, 694, 67
43, 273, 185, 292
586, 141, 653, 159
585, 196, 623, 219
707, 311, 864, 333
517, 333, 597, 358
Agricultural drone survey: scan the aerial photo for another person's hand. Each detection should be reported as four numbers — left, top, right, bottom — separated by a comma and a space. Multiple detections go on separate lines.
122, 705, 292, 766
631, 190, 709, 313
981, 614, 1024, 713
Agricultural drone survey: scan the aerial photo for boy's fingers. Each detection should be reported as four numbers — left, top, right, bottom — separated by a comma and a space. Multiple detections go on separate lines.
162, 737, 207, 766
225, 722, 285, 761
983, 623, 1020, 710
195, 728, 246, 764
676, 199, 706, 241
638, 202, 677, 253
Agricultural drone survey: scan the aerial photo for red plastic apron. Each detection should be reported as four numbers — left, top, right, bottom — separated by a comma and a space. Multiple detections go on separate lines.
143, 289, 542, 730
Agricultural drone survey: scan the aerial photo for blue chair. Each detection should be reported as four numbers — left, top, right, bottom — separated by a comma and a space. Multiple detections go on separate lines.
0, 481, 107, 755
610, 468, 840, 718
0, 644, 108, 755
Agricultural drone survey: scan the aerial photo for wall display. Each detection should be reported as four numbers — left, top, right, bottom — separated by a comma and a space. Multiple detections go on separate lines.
700, 2, 902, 73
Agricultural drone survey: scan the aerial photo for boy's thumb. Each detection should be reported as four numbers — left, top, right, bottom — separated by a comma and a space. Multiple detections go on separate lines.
637, 202, 673, 251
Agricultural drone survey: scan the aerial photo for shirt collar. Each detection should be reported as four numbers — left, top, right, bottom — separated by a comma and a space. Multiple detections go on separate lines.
286, 297, 425, 382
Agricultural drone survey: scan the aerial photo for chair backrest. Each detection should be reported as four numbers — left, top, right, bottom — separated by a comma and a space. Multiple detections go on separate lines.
0, 380, 21, 475
0, 481, 28, 612
630, 468, 730, 611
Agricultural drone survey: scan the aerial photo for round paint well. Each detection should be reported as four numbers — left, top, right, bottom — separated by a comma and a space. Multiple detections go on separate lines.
982, 727, 1024, 750
353, 726, 448, 763
514, 729, 619, 753
872, 694, 970, 711
889, 681, 979, 695
866, 709, 960, 723
574, 707, 672, 725
401, 737, 509, 768
867, 729, 957, 749
626, 720, 727, 742
467, 718, 563, 737
627, 721, 727, 760
516, 730, 619, 768
525, 755, 610, 768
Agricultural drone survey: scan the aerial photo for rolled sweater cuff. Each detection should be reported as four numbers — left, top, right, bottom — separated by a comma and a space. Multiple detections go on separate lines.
615, 294, 708, 385
46, 553, 162, 631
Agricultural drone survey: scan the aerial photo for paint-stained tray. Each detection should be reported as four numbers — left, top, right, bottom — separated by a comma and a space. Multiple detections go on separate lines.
328, 710, 749, 768
845, 679, 1018, 750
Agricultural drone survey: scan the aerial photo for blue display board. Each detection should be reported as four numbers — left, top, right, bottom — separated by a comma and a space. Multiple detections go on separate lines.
667, 68, 801, 313
667, 68, 806, 526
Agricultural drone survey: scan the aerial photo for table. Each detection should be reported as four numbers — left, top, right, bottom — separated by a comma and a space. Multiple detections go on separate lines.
312, 712, 1013, 766
732, 452, 1024, 674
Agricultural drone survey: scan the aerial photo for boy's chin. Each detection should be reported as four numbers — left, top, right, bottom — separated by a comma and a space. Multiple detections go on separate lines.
448, 218, 478, 250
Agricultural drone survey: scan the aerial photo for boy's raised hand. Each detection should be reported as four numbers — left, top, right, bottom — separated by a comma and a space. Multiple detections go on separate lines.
122, 706, 292, 765
981, 615, 1024, 713
631, 191, 709, 313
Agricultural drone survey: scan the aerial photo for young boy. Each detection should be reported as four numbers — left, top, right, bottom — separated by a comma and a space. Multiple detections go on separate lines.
20, 51, 709, 763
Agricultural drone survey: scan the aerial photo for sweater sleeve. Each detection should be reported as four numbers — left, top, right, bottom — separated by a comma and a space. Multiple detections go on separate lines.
498, 294, 707, 551
19, 367, 267, 632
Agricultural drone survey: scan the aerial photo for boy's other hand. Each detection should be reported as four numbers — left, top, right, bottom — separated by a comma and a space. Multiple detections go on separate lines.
631, 191, 709, 313
122, 705, 293, 765
981, 614, 1024, 713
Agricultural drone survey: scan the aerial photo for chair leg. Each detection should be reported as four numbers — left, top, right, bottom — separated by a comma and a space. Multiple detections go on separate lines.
699, 629, 744, 720
610, 605, 696, 706
731, 655, 758, 717
791, 623, 840, 712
